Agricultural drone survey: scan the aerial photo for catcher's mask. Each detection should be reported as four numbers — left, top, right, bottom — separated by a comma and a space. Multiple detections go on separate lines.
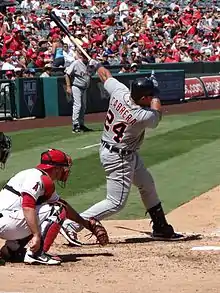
37, 149, 72, 188
0, 132, 12, 169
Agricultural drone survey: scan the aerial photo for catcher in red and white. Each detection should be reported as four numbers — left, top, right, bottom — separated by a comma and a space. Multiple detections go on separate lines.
0, 149, 109, 266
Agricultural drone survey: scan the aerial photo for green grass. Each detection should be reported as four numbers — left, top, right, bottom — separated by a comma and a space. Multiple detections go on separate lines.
2, 109, 220, 220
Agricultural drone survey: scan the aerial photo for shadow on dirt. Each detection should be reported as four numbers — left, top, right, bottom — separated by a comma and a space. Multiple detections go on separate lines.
59, 252, 114, 263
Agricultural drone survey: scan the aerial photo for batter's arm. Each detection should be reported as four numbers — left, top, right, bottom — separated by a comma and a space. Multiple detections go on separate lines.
150, 97, 162, 120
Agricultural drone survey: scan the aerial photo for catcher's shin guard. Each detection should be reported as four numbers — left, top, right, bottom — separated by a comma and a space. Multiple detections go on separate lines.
41, 204, 66, 252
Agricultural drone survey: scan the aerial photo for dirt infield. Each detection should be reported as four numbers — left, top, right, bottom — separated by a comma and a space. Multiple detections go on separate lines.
0, 186, 220, 293
1, 98, 220, 133
0, 99, 220, 292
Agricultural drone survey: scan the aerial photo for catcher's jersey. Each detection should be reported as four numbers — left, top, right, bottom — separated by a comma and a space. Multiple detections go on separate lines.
0, 168, 59, 211
101, 77, 161, 151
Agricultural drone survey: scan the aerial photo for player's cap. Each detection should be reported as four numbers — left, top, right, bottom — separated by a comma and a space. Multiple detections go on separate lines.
131, 77, 160, 102
37, 149, 72, 170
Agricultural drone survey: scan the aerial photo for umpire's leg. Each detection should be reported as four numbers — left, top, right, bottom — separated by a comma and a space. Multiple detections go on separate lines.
72, 85, 83, 131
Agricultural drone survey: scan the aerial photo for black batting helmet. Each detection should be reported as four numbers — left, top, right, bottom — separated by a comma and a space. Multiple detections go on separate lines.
131, 77, 160, 102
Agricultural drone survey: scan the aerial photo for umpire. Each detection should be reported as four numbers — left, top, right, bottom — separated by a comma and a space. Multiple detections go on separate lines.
65, 50, 93, 133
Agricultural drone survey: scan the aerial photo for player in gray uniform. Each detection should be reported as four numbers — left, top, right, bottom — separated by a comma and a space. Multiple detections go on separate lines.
65, 50, 93, 133
61, 62, 184, 244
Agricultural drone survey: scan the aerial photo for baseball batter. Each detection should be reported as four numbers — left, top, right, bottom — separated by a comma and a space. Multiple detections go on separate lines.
0, 149, 108, 265
65, 50, 93, 133
61, 63, 184, 245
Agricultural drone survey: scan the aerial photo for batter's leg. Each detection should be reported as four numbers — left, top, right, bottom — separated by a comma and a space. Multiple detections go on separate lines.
132, 154, 183, 239
132, 154, 160, 210
62, 147, 136, 233
72, 85, 82, 130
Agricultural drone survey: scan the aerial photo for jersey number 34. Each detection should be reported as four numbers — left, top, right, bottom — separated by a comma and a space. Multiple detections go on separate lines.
104, 109, 127, 143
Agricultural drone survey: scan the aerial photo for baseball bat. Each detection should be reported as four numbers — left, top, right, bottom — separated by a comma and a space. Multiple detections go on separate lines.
49, 11, 91, 61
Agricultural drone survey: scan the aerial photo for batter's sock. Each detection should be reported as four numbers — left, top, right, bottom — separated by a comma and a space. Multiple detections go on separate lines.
147, 203, 172, 233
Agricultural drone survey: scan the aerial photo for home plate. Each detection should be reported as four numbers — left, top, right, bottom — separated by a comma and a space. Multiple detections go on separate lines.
191, 246, 220, 251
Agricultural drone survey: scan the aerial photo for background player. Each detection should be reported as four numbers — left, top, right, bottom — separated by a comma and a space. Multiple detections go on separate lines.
65, 50, 93, 133
0, 148, 108, 265
61, 62, 185, 245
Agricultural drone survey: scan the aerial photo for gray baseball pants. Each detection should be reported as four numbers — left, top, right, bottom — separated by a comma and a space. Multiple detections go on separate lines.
72, 85, 87, 127
63, 144, 160, 232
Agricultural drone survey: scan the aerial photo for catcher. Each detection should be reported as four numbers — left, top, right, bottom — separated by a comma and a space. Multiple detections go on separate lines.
0, 148, 108, 266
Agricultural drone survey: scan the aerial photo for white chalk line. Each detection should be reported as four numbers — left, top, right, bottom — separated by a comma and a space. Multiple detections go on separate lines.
78, 143, 100, 150
191, 246, 220, 251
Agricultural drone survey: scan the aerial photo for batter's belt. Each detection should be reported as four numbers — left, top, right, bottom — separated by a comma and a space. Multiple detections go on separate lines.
101, 140, 133, 156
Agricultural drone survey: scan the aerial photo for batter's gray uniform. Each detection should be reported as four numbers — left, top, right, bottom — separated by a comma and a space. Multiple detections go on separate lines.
63, 77, 161, 232
65, 59, 90, 129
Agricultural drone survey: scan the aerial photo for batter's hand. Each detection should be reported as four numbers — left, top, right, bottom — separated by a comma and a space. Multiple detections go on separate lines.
29, 233, 41, 253
66, 85, 72, 95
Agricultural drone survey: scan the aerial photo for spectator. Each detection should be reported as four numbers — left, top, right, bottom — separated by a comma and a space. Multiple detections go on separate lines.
52, 34, 64, 67
0, 0, 217, 76
130, 62, 139, 73
40, 63, 53, 77
101, 53, 110, 66
118, 63, 130, 74
63, 43, 75, 67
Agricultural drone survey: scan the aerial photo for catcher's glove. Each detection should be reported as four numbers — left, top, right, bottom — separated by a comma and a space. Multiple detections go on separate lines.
88, 217, 109, 246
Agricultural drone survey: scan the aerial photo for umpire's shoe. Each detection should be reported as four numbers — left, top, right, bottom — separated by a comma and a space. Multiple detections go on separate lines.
24, 249, 61, 265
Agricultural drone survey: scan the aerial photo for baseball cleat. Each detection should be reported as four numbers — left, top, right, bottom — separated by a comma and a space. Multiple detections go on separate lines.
60, 227, 83, 246
24, 251, 61, 265
72, 124, 81, 133
152, 224, 185, 241
151, 231, 185, 241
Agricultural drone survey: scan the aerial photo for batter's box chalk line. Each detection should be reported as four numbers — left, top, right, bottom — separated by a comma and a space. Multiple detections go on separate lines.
191, 246, 220, 251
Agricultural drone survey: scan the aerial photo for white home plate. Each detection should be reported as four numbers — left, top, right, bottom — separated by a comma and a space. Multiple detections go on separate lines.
191, 246, 220, 251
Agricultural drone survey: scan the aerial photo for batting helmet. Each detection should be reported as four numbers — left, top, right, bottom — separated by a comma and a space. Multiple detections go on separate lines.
131, 77, 160, 102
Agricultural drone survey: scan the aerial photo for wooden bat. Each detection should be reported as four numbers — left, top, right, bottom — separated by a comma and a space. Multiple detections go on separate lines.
49, 11, 91, 61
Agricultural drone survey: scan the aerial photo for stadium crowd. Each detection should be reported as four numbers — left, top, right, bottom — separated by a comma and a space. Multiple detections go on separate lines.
0, 0, 219, 79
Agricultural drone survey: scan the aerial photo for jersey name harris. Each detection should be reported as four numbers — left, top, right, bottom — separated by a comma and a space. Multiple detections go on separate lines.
110, 97, 137, 125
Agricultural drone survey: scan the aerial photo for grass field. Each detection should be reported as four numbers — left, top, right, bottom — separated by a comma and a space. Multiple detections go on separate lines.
2, 109, 220, 220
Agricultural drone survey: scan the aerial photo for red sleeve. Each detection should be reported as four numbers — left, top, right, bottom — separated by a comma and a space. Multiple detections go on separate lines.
22, 193, 36, 209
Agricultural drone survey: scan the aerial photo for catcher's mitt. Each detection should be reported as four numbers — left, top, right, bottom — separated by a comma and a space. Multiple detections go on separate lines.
88, 218, 109, 246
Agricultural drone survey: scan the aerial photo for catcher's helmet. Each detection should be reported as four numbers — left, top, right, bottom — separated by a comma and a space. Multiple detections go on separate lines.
131, 77, 160, 102
36, 149, 72, 186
